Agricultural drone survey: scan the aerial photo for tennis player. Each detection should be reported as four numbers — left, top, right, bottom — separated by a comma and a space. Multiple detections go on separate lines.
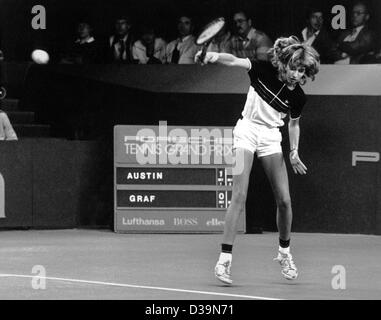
195, 36, 320, 283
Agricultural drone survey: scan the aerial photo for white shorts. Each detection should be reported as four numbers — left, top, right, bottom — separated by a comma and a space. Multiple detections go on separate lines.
233, 117, 283, 158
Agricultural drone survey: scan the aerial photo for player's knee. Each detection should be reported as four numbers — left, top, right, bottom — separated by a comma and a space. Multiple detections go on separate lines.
277, 198, 291, 211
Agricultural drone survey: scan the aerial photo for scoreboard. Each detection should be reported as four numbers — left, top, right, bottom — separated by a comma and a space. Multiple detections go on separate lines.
114, 124, 245, 233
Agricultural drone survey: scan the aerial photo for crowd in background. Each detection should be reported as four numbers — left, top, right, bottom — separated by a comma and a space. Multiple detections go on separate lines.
56, 1, 380, 65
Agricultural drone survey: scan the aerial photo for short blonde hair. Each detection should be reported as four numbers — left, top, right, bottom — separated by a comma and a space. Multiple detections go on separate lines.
268, 36, 320, 85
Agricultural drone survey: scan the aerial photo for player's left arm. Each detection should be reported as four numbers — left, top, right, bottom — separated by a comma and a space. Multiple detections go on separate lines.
288, 118, 307, 175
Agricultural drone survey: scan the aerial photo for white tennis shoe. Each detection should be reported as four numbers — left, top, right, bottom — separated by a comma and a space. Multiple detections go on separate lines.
215, 260, 233, 285
274, 251, 298, 280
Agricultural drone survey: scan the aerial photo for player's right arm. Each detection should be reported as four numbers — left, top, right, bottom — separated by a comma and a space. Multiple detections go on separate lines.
195, 51, 251, 70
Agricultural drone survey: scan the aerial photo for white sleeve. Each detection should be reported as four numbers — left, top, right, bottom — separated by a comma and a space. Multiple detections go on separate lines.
246, 58, 252, 72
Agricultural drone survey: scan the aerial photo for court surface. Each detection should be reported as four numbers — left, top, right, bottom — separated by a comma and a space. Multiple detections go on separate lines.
0, 229, 380, 300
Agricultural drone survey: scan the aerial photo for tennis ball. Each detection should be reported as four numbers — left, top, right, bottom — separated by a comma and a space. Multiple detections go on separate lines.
31, 49, 50, 64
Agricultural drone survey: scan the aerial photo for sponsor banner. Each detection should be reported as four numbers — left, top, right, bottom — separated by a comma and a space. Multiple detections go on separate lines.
115, 210, 245, 233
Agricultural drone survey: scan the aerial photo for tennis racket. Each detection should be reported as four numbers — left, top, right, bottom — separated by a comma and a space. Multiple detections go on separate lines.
195, 17, 225, 63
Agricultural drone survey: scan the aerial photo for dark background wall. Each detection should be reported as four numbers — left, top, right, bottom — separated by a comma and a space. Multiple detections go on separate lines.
0, 139, 113, 229
0, 0, 380, 61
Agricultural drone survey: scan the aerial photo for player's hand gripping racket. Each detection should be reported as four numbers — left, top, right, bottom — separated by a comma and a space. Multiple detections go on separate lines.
195, 17, 225, 64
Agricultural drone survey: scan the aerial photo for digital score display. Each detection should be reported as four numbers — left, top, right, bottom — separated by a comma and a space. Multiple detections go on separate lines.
116, 167, 233, 186
114, 124, 245, 233
117, 190, 233, 208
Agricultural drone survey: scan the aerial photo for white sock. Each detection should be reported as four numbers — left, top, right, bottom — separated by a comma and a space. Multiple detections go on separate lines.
219, 252, 232, 263
279, 246, 290, 255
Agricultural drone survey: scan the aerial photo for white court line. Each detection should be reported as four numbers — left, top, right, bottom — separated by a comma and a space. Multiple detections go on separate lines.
0, 273, 281, 300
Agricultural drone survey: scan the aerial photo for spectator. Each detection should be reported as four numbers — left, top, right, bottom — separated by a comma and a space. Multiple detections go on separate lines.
0, 110, 17, 141
166, 15, 199, 64
206, 24, 232, 53
132, 25, 166, 64
61, 22, 100, 64
334, 1, 376, 64
230, 10, 273, 61
106, 16, 135, 63
300, 7, 337, 64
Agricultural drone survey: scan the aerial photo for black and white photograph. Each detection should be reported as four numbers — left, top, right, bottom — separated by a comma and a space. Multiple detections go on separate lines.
0, 0, 380, 309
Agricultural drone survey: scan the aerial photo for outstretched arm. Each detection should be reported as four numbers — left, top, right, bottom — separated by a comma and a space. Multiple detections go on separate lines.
288, 118, 307, 175
195, 51, 251, 70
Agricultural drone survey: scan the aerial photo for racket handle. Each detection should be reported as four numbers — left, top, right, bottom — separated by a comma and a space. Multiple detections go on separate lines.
199, 44, 208, 64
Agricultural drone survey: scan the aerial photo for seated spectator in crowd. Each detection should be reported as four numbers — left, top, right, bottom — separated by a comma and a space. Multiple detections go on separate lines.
334, 1, 376, 64
60, 22, 100, 64
300, 7, 337, 64
166, 15, 199, 64
0, 110, 17, 141
106, 16, 135, 63
230, 10, 273, 61
132, 25, 166, 64
206, 24, 232, 53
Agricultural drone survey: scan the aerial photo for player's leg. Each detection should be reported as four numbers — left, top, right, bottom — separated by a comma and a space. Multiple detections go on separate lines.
260, 153, 292, 240
223, 147, 254, 244
260, 152, 298, 280
215, 147, 254, 284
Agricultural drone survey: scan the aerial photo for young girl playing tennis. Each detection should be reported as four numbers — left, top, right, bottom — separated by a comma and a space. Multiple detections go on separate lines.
195, 36, 320, 283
